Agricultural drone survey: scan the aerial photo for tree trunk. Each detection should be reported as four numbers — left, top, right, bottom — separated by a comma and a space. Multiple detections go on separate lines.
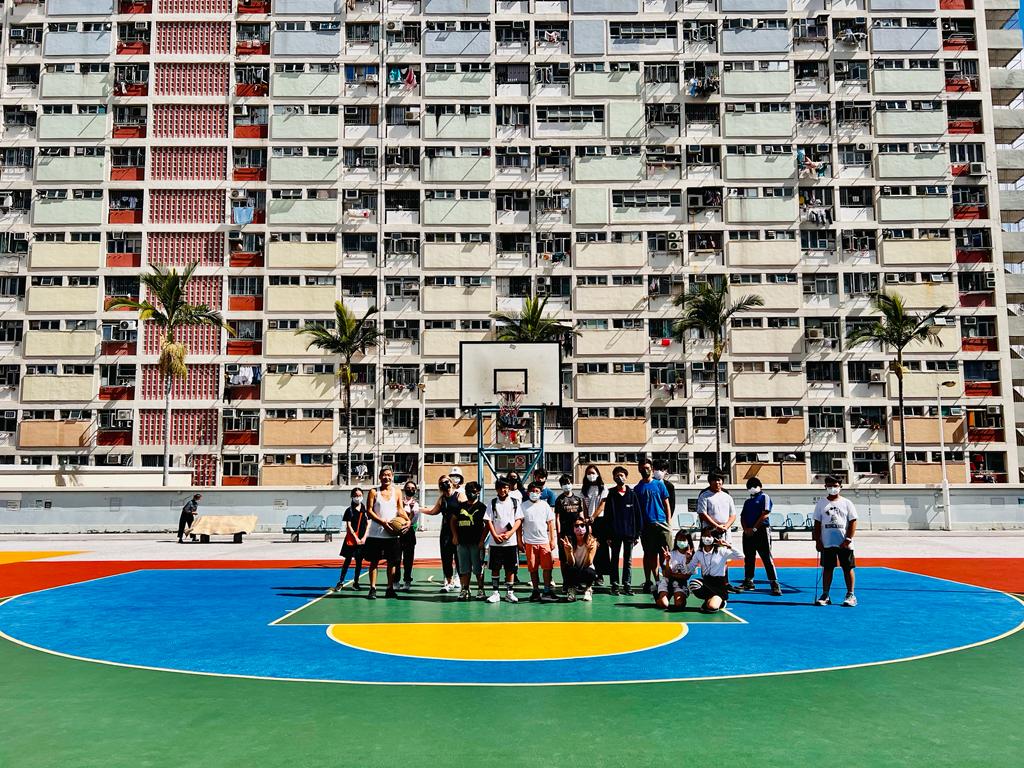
162, 374, 172, 487
343, 360, 352, 487
896, 350, 907, 484
713, 352, 723, 472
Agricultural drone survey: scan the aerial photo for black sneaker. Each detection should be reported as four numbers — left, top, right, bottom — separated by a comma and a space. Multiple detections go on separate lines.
351, 582, 362, 591
770, 582, 783, 596
366, 587, 377, 600
623, 585, 634, 596
384, 588, 398, 599
641, 581, 653, 594
610, 585, 620, 596
529, 590, 541, 602
541, 590, 558, 602
726, 583, 741, 594
739, 580, 755, 592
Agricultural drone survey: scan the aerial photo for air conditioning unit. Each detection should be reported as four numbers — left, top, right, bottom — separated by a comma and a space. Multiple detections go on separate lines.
115, 409, 132, 421
536, 189, 549, 198
884, 273, 900, 284
968, 162, 985, 176
9, 29, 25, 39
363, 74, 378, 85
831, 458, 846, 470
241, 454, 258, 464
118, 320, 137, 330
855, 142, 870, 151
668, 241, 683, 251
986, 405, 1001, 415
870, 372, 884, 383
228, 230, 242, 240
667, 231, 681, 241
3, 410, 15, 419
230, 190, 247, 200
918, 143, 942, 153
692, 362, 708, 372
807, 328, 824, 340
386, 21, 404, 32
108, 230, 126, 240
364, 146, 378, 157
134, 21, 148, 30
403, 110, 420, 123
468, 105, 483, 115
392, 320, 407, 329
513, 21, 526, 29
344, 189, 360, 200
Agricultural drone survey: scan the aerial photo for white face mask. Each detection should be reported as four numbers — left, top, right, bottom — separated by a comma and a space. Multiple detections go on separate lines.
701, 536, 715, 548
653, 470, 664, 480
529, 492, 541, 502
749, 487, 761, 496
585, 473, 598, 482
561, 483, 572, 493
826, 486, 841, 497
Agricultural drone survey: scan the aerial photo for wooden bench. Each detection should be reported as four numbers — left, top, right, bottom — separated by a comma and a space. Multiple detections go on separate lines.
186, 515, 259, 543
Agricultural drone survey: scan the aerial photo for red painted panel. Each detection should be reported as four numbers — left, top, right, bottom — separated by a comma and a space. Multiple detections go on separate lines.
97, 431, 132, 446
223, 431, 259, 446
222, 476, 259, 486
961, 337, 997, 352
108, 210, 143, 224
224, 384, 260, 400
229, 296, 262, 311
98, 386, 135, 401
226, 340, 262, 356
110, 167, 145, 181
234, 124, 268, 139
233, 168, 266, 181
101, 341, 136, 356
112, 126, 146, 139
229, 251, 263, 267
116, 42, 150, 55
106, 252, 141, 268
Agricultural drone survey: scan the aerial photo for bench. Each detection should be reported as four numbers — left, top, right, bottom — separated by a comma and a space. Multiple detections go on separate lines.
282, 513, 343, 542
186, 515, 258, 543
780, 512, 814, 540
673, 511, 701, 535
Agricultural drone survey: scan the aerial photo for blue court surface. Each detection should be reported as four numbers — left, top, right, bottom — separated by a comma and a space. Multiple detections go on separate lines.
0, 567, 1020, 686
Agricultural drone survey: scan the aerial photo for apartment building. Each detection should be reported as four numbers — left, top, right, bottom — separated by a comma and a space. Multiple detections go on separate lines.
0, 0, 1022, 488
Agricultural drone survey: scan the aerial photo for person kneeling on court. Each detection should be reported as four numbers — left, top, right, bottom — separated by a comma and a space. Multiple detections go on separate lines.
688, 535, 742, 614
484, 479, 523, 604
560, 517, 598, 602
656, 531, 695, 611
452, 481, 487, 601
812, 477, 858, 608
521, 481, 559, 602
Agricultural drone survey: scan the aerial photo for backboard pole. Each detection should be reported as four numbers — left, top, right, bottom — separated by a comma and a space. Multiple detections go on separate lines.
475, 406, 545, 505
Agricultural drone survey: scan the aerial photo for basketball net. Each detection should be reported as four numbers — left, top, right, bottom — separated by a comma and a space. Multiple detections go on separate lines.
496, 390, 524, 447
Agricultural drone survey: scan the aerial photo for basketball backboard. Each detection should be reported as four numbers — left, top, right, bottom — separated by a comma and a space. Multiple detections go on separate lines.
459, 341, 562, 408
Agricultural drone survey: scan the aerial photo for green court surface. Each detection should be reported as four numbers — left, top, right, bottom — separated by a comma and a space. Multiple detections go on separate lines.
280, 570, 736, 625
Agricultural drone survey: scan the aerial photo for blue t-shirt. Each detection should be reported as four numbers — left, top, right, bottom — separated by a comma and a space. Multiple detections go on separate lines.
741, 492, 773, 528
633, 478, 669, 525
538, 487, 558, 508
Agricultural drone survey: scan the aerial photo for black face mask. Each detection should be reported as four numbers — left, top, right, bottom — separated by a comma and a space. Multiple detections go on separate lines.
467, 492, 479, 500
614, 477, 626, 486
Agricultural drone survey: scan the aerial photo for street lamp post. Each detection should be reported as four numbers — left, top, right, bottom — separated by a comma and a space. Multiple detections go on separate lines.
937, 380, 958, 530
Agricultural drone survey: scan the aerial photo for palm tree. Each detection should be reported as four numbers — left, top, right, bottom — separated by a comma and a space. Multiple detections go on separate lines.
109, 262, 228, 487
671, 280, 764, 471
491, 295, 579, 346
845, 291, 949, 484
297, 300, 384, 485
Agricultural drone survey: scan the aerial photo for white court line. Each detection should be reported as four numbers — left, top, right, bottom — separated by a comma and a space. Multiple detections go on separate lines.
0, 567, 1021, 688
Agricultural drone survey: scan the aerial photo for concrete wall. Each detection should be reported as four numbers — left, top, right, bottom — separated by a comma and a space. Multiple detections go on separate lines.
3, 486, 1024, 532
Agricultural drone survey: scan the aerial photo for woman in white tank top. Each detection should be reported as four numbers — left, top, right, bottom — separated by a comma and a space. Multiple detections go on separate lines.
364, 467, 406, 599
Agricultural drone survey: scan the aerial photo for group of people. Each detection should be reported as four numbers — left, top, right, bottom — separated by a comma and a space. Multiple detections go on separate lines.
331, 461, 859, 611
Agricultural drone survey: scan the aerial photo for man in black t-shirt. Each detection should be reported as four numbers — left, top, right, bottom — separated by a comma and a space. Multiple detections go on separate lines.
452, 481, 487, 599
554, 486, 584, 592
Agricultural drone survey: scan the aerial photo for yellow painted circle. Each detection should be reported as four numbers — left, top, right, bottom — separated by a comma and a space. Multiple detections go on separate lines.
327, 621, 686, 661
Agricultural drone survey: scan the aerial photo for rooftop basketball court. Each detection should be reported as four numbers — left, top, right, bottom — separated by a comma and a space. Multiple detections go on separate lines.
0, 540, 1022, 766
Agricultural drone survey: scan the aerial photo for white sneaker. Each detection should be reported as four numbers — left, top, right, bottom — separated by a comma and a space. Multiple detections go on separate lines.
505, 589, 519, 603
842, 593, 858, 608
582, 587, 593, 602
815, 595, 832, 606
486, 590, 501, 604
439, 581, 453, 593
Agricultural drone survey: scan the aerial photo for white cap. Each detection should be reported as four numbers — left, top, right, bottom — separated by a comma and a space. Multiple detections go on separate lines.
448, 466, 464, 480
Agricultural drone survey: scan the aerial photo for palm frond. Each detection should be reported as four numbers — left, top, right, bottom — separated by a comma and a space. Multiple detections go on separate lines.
296, 300, 384, 361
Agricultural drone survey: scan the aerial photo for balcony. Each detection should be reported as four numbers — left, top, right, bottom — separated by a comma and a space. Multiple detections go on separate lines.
421, 156, 492, 184
43, 31, 112, 57
423, 417, 487, 447
422, 199, 493, 227
423, 30, 491, 57
21, 374, 94, 402
265, 330, 330, 357
421, 329, 490, 356
735, 461, 807, 485
872, 69, 945, 94
37, 114, 107, 141
267, 240, 337, 269
723, 112, 795, 139
721, 28, 791, 54
575, 241, 644, 269
994, 110, 1024, 145
990, 68, 1024, 106
98, 384, 134, 401
23, 330, 97, 358
874, 111, 947, 137
726, 239, 800, 267
723, 155, 797, 182
887, 372, 962, 399
50, 0, 115, 10
871, 28, 941, 53
229, 249, 264, 268
890, 416, 965, 445
261, 464, 335, 486
27, 285, 99, 313
731, 371, 805, 398
893, 463, 969, 484
725, 196, 798, 224
271, 31, 341, 57
877, 196, 950, 222
17, 420, 91, 449
879, 238, 953, 266
999, 190, 1024, 224
421, 286, 493, 313
262, 373, 336, 403
574, 285, 645, 312
575, 373, 648, 401
875, 153, 948, 180
270, 114, 339, 141
574, 329, 647, 356
268, 156, 341, 183
423, 71, 493, 98
968, 428, 1004, 443
722, 70, 792, 97
571, 70, 642, 98
267, 199, 338, 226
35, 156, 105, 183
33, 198, 104, 226
421, 241, 491, 269
223, 429, 259, 446
996, 150, 1024, 184
573, 155, 643, 183
422, 114, 491, 141
271, 72, 341, 99
893, 281, 958, 309
265, 284, 336, 313
732, 417, 805, 445
28, 241, 102, 270
263, 419, 334, 447
40, 73, 112, 99
987, 28, 1023, 68
576, 417, 646, 446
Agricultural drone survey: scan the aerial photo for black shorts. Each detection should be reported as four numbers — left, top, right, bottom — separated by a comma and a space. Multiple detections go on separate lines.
489, 545, 518, 572
364, 536, 400, 566
821, 546, 856, 571
692, 575, 729, 603
640, 522, 673, 554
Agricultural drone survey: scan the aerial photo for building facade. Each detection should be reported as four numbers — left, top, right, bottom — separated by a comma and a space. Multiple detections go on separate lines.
0, 0, 1022, 488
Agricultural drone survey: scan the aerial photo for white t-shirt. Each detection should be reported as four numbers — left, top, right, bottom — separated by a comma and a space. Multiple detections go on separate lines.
690, 545, 742, 577
813, 496, 858, 549
484, 497, 523, 547
520, 499, 555, 545
665, 549, 694, 579
696, 489, 736, 527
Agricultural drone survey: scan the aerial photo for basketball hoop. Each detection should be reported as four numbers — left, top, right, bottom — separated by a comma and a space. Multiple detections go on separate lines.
497, 390, 524, 446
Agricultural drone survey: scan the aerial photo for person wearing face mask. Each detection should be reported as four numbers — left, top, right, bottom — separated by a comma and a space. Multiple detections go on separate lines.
604, 466, 643, 595
484, 479, 523, 604
560, 517, 598, 602
395, 481, 421, 591
452, 481, 487, 600
581, 465, 610, 588
520, 482, 558, 602
505, 471, 526, 502
531, 466, 559, 507
696, 470, 738, 592
739, 477, 781, 595
653, 460, 676, 519
634, 457, 673, 593
689, 534, 743, 614
422, 473, 465, 593
554, 474, 585, 590
812, 477, 858, 607
331, 488, 368, 591
655, 531, 695, 611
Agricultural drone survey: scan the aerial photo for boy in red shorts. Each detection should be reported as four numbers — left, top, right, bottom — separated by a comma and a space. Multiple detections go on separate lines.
520, 481, 558, 602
